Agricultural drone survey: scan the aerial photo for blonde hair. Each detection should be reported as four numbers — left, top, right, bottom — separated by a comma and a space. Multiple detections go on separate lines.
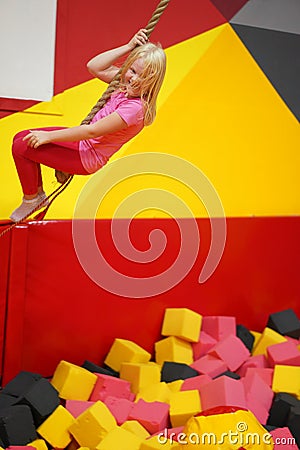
120, 43, 166, 126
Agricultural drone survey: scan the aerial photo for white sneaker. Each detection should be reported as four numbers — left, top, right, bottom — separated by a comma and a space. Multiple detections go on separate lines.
38, 191, 49, 207
10, 192, 49, 222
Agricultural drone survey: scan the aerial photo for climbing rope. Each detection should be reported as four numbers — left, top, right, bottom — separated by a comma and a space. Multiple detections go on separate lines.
80, 0, 171, 125
55, 0, 170, 183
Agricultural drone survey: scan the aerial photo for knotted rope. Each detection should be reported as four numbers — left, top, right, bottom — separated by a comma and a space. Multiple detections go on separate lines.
55, 0, 170, 185
81, 0, 170, 125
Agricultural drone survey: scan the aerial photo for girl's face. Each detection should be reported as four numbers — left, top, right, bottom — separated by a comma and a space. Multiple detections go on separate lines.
123, 57, 144, 97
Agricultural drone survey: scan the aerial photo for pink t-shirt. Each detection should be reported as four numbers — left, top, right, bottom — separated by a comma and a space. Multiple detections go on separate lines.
79, 91, 144, 173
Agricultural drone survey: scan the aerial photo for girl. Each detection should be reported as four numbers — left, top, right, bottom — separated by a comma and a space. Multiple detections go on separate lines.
10, 29, 166, 221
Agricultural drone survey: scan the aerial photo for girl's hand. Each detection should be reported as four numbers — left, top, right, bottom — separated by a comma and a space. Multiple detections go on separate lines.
23, 130, 51, 148
128, 29, 148, 50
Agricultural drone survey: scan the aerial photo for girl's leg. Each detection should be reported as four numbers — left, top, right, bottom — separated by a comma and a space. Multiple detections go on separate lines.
12, 127, 89, 195
10, 127, 90, 221
13, 130, 44, 196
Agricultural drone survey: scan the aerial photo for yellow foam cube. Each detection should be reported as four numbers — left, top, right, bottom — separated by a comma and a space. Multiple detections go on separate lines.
183, 409, 273, 450
27, 439, 48, 450
68, 400, 117, 447
36, 405, 75, 448
135, 381, 172, 404
120, 362, 161, 394
155, 336, 193, 366
272, 365, 300, 397
162, 308, 202, 343
104, 338, 151, 372
51, 360, 97, 400
168, 379, 184, 392
252, 327, 287, 356
170, 389, 201, 427
120, 420, 150, 439
96, 426, 142, 450
250, 330, 262, 350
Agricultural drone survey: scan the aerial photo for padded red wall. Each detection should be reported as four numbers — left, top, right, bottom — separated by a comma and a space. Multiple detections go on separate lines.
0, 223, 12, 378
1, 217, 299, 385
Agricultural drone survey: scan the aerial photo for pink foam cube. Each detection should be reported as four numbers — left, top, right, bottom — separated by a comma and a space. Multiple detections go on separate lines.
267, 340, 300, 367
237, 354, 269, 377
242, 371, 274, 411
201, 316, 236, 341
65, 399, 95, 418
181, 374, 212, 393
199, 376, 247, 411
128, 399, 169, 434
104, 395, 134, 425
191, 355, 228, 378
271, 427, 298, 449
209, 334, 250, 371
7, 448, 35, 450
286, 336, 299, 345
244, 367, 274, 387
89, 373, 133, 402
246, 396, 269, 424
192, 331, 217, 360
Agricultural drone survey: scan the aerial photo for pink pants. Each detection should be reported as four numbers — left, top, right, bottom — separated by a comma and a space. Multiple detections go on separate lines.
12, 127, 90, 195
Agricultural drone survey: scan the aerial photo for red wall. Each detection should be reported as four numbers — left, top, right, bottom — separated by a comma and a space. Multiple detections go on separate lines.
0, 223, 12, 378
1, 217, 299, 385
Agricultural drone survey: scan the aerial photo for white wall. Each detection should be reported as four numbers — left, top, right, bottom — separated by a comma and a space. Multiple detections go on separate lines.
0, 0, 57, 101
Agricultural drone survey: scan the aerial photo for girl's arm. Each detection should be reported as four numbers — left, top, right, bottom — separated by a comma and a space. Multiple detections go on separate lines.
87, 29, 148, 83
23, 112, 127, 148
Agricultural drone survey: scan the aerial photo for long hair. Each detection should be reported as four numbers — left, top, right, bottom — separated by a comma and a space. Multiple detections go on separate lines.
119, 43, 166, 126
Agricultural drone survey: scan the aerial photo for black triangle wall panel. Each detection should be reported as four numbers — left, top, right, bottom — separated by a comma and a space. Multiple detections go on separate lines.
231, 24, 300, 121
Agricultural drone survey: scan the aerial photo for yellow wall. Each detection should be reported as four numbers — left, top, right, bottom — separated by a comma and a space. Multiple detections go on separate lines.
1, 25, 299, 220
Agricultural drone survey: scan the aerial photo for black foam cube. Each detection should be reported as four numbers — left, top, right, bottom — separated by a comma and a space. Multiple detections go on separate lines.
236, 324, 255, 351
103, 364, 120, 378
0, 393, 18, 410
267, 309, 300, 339
0, 405, 37, 446
161, 362, 198, 383
267, 392, 299, 427
213, 370, 241, 380
82, 360, 119, 377
1, 371, 42, 397
287, 405, 300, 447
263, 425, 277, 432
17, 377, 60, 427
